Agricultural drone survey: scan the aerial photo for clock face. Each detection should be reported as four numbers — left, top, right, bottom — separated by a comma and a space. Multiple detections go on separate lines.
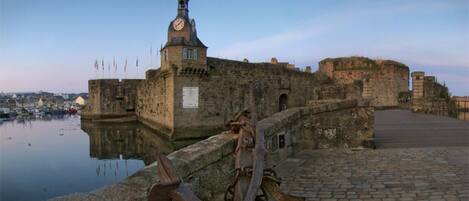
173, 18, 185, 31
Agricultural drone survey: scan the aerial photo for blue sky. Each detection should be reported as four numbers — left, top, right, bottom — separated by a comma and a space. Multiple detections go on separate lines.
0, 0, 468, 95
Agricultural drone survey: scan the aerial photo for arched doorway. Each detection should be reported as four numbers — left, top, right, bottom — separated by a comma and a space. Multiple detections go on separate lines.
279, 94, 288, 112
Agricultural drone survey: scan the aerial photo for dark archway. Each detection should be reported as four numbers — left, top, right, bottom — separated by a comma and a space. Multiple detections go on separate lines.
279, 94, 288, 112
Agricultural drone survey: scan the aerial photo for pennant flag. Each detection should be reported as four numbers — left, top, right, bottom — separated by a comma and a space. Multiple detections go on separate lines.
136, 58, 139, 67
108, 64, 110, 72
150, 45, 153, 56
101, 59, 104, 70
94, 59, 98, 70
124, 58, 128, 73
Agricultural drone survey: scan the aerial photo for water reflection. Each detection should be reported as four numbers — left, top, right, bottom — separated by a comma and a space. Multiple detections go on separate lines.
82, 120, 174, 166
0, 116, 183, 201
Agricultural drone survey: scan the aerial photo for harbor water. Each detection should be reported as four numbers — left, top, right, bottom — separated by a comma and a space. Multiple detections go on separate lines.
0, 116, 175, 201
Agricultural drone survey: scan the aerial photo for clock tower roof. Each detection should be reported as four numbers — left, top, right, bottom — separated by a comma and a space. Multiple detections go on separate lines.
164, 0, 206, 49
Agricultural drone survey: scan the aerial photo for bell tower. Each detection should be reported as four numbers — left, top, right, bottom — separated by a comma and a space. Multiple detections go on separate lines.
161, 0, 207, 72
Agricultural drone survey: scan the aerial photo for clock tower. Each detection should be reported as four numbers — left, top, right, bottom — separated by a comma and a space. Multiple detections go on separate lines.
161, 0, 207, 72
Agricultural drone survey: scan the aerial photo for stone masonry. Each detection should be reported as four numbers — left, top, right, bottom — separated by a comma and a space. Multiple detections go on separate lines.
136, 57, 349, 140
318, 57, 409, 108
82, 79, 142, 119
411, 71, 457, 117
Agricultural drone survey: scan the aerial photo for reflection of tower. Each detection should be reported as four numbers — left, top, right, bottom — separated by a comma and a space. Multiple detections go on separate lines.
82, 121, 173, 165
96, 162, 100, 176
125, 160, 128, 176
115, 161, 118, 177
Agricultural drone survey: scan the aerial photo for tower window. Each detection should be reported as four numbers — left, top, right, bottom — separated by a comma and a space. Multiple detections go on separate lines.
183, 48, 198, 60
183, 48, 187, 59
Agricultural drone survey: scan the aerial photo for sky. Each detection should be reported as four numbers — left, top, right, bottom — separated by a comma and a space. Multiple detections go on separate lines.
0, 0, 468, 95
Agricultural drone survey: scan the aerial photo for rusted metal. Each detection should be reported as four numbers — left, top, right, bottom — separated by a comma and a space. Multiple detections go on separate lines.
147, 154, 201, 201
225, 86, 304, 201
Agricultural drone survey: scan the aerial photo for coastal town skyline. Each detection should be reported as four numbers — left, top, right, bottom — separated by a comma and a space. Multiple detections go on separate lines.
1, 0, 468, 95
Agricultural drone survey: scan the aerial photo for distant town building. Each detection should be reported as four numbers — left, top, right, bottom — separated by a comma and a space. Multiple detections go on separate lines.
38, 98, 48, 107
75, 96, 87, 106
0, 98, 17, 110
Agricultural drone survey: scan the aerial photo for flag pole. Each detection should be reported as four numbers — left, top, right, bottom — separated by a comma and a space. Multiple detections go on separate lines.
150, 44, 153, 69
101, 58, 105, 79
94, 59, 98, 79
124, 57, 128, 79
136, 57, 139, 78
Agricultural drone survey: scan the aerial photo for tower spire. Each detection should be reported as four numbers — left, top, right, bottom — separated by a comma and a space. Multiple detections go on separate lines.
178, 0, 189, 17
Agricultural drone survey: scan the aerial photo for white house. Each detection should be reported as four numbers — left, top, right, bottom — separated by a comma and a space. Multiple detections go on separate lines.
74, 96, 87, 106
37, 98, 47, 107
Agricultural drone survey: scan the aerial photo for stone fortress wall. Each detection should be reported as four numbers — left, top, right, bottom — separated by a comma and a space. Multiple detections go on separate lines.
453, 96, 469, 121
316, 57, 458, 117
453, 96, 469, 109
318, 57, 409, 108
135, 57, 358, 140
82, 55, 457, 141
411, 71, 457, 117
82, 79, 143, 120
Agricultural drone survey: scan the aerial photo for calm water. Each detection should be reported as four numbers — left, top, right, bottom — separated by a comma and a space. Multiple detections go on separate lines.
0, 116, 175, 201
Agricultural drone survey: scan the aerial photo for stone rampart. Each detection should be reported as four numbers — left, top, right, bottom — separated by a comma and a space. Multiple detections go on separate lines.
82, 79, 143, 120
318, 57, 409, 107
51, 99, 373, 201
136, 69, 175, 134
134, 57, 355, 140
411, 73, 457, 117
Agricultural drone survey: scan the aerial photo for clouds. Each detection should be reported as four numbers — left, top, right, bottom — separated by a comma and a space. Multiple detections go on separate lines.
214, 0, 469, 69
210, 0, 469, 95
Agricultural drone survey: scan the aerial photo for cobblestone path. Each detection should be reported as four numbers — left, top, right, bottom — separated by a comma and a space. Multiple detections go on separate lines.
275, 110, 469, 201
275, 147, 468, 201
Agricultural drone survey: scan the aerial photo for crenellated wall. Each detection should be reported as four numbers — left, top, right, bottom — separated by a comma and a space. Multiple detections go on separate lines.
132, 57, 356, 140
